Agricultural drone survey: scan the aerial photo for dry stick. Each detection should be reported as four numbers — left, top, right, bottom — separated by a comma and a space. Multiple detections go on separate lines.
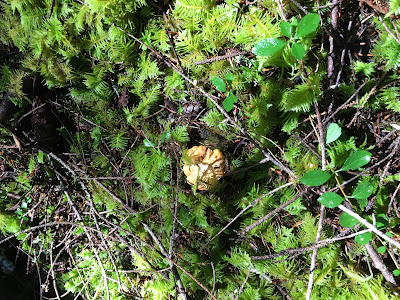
249, 268, 293, 300
17, 103, 46, 123
338, 204, 400, 250
251, 226, 362, 261
142, 223, 188, 300
112, 23, 295, 177
48, 153, 122, 300
234, 266, 252, 300
292, 133, 320, 158
134, 223, 216, 299
71, 162, 137, 214
168, 152, 187, 299
202, 182, 294, 249
365, 242, 397, 286
290, 0, 308, 14
378, 15, 400, 45
276, 0, 287, 21
0, 222, 102, 246
306, 103, 326, 300
165, 28, 196, 101
347, 82, 381, 127
241, 189, 306, 234
327, 0, 338, 87
60, 157, 136, 294
388, 182, 400, 218
299, 81, 367, 146
193, 51, 249, 65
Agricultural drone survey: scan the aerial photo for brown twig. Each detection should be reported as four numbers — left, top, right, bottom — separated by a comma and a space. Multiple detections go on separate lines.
306, 102, 327, 300
193, 51, 249, 65
201, 182, 294, 249
365, 242, 397, 286
241, 189, 306, 234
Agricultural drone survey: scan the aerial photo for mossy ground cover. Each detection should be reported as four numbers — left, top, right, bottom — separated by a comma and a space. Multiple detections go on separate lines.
1, 0, 400, 299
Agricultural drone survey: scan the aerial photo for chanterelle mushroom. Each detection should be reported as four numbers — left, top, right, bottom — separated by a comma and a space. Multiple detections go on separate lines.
183, 146, 227, 191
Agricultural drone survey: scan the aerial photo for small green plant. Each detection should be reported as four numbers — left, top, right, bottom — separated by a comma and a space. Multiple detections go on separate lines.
252, 13, 320, 60
212, 73, 238, 112
16, 195, 32, 221
299, 123, 382, 247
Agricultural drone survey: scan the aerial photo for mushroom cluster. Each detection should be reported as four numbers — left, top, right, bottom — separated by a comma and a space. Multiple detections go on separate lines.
182, 146, 227, 191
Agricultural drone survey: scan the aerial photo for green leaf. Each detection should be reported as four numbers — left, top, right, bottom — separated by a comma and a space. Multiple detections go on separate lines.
393, 269, 400, 276
339, 212, 358, 228
280, 21, 292, 37
299, 170, 331, 186
160, 131, 171, 142
341, 150, 372, 171
225, 73, 234, 85
376, 213, 389, 230
291, 42, 305, 59
326, 123, 342, 144
317, 192, 344, 208
37, 151, 45, 164
357, 198, 368, 211
21, 201, 28, 210
350, 182, 373, 199
377, 246, 386, 254
252, 38, 287, 56
144, 139, 155, 148
354, 232, 372, 245
212, 76, 226, 92
295, 13, 320, 37
223, 92, 238, 112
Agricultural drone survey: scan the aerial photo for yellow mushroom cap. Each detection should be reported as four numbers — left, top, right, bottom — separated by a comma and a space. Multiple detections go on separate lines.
182, 146, 227, 191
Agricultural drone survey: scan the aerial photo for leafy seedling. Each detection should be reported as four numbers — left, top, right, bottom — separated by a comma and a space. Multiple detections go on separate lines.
252, 13, 320, 60
212, 75, 238, 112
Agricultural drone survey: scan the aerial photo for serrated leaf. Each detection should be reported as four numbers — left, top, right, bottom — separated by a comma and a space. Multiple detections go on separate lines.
291, 42, 305, 59
295, 13, 320, 37
212, 76, 226, 92
299, 170, 331, 186
350, 182, 373, 199
317, 192, 344, 208
341, 150, 372, 171
339, 212, 358, 228
326, 123, 342, 144
354, 232, 372, 245
280, 21, 292, 37
225, 73, 234, 85
377, 246, 386, 254
252, 38, 287, 56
